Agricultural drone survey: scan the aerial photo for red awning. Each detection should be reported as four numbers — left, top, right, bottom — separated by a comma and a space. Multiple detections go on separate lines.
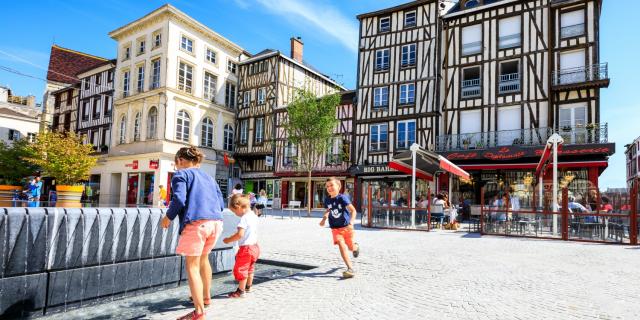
390, 147, 470, 180
535, 143, 563, 179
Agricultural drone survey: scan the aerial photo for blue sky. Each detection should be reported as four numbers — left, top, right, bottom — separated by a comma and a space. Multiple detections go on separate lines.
0, 0, 638, 188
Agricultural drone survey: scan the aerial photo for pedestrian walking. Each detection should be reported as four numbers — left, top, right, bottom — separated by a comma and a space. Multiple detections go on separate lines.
160, 146, 225, 320
255, 189, 268, 217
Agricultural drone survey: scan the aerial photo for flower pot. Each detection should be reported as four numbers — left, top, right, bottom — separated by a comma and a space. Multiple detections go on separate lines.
0, 185, 21, 207
56, 185, 84, 208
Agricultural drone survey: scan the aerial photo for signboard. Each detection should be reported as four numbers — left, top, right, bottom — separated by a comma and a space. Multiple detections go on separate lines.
350, 164, 399, 176
443, 144, 615, 161
149, 159, 159, 169
265, 156, 274, 167
125, 160, 139, 170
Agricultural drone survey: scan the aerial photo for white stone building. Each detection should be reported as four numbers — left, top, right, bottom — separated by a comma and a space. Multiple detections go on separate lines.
98, 4, 247, 206
0, 86, 40, 145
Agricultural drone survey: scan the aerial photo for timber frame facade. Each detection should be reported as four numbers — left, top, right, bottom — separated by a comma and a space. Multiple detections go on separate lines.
234, 42, 345, 198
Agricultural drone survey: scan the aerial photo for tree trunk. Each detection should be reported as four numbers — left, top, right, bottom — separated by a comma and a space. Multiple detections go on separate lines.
307, 169, 312, 217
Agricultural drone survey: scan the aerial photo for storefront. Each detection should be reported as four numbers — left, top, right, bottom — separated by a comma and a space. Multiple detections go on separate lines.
441, 144, 615, 209
278, 176, 354, 209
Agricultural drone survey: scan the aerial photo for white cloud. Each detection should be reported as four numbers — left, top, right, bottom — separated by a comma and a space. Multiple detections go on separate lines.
241, 0, 358, 53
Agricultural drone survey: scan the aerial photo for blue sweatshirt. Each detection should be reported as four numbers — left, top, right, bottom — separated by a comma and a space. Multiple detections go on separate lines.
166, 167, 225, 233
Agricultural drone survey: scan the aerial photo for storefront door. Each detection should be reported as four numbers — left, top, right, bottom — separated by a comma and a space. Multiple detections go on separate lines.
126, 173, 139, 206
139, 172, 155, 206
313, 181, 327, 208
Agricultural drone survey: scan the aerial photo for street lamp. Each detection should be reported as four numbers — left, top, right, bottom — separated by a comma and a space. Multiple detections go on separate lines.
410, 143, 420, 228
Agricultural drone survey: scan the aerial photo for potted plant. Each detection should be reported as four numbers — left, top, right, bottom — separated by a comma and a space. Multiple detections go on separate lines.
561, 125, 572, 132
24, 132, 97, 207
475, 141, 484, 149
462, 138, 471, 149
0, 139, 39, 206
512, 138, 523, 145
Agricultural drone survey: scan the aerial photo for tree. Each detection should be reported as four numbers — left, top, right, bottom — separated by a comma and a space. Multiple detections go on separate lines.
283, 89, 340, 215
24, 131, 98, 185
0, 139, 39, 185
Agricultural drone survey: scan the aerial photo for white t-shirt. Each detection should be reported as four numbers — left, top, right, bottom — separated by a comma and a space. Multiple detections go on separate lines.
237, 210, 259, 246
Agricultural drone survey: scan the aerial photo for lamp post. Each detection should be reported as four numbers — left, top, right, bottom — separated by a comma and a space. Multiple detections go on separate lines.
410, 143, 420, 228
547, 133, 564, 235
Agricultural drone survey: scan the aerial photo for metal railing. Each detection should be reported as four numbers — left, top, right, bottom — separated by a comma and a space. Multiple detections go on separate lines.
462, 41, 482, 55
435, 123, 608, 152
552, 63, 608, 86
498, 33, 521, 49
560, 23, 585, 38
499, 73, 520, 93
462, 78, 481, 98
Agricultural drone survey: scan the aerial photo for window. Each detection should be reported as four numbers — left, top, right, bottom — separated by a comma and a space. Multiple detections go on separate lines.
178, 62, 193, 93
137, 65, 145, 93
93, 98, 101, 118
243, 91, 251, 108
396, 120, 416, 149
379, 17, 391, 32
223, 124, 234, 151
123, 70, 130, 97
203, 72, 217, 102
84, 78, 90, 90
255, 117, 264, 144
257, 88, 266, 105
201, 117, 214, 148
499, 16, 521, 49
8, 129, 20, 141
373, 87, 389, 108
138, 39, 145, 55
399, 83, 415, 105
240, 119, 248, 144
206, 48, 217, 64
123, 45, 131, 60
82, 101, 90, 120
369, 123, 388, 152
561, 10, 585, 38
108, 70, 113, 82
404, 11, 416, 28
462, 24, 482, 55
326, 138, 343, 165
227, 60, 237, 74
175, 110, 191, 142
147, 107, 157, 139
401, 44, 416, 67
558, 49, 586, 84
104, 96, 111, 115
67, 91, 72, 105
151, 59, 161, 89
27, 133, 36, 143
133, 112, 141, 141
96, 74, 102, 87
153, 32, 162, 48
461, 67, 481, 98
283, 141, 297, 166
375, 49, 390, 71
181, 36, 193, 53
499, 61, 520, 94
119, 116, 126, 144
102, 128, 110, 148
225, 82, 237, 108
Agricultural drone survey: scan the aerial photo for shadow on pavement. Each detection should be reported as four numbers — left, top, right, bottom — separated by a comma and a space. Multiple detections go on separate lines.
288, 267, 342, 281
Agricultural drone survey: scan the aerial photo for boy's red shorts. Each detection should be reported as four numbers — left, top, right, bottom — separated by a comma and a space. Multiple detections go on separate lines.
233, 244, 260, 281
331, 226, 355, 251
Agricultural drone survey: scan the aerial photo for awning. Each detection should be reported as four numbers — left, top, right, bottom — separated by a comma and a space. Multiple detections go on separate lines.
535, 142, 563, 179
459, 161, 608, 171
390, 147, 470, 180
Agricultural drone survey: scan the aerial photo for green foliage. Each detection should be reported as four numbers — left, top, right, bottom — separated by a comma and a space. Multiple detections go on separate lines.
24, 131, 98, 185
0, 139, 39, 185
284, 89, 340, 173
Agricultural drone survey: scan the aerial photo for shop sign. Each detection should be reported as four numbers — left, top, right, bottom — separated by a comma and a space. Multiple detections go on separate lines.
265, 156, 274, 167
149, 159, 159, 169
444, 144, 614, 161
125, 160, 139, 170
350, 164, 396, 175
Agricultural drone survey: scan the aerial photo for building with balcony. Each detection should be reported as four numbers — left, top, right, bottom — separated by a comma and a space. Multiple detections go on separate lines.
0, 86, 40, 145
626, 137, 640, 189
77, 60, 116, 155
99, 4, 247, 206
436, 0, 612, 208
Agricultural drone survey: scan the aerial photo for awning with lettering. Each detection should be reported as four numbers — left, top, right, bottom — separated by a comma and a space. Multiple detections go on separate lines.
390, 148, 470, 180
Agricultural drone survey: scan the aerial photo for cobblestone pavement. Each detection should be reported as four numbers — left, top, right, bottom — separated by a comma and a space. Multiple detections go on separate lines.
155, 215, 640, 320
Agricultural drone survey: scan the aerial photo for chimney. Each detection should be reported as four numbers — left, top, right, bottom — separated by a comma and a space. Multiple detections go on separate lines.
290, 37, 303, 62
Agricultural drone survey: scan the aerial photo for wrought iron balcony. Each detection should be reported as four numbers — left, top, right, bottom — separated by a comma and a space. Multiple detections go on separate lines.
560, 23, 585, 39
435, 124, 608, 152
552, 63, 609, 89
499, 73, 520, 94
462, 78, 481, 98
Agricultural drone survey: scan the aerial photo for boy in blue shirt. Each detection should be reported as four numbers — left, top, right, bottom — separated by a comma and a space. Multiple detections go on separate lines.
319, 177, 360, 278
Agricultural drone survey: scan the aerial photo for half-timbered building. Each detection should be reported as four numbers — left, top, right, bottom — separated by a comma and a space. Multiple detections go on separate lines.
274, 90, 355, 209
77, 60, 116, 155
51, 85, 80, 134
353, 0, 445, 208
436, 0, 613, 209
234, 37, 344, 204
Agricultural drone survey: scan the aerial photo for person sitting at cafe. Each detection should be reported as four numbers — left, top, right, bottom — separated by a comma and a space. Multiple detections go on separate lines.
568, 196, 595, 223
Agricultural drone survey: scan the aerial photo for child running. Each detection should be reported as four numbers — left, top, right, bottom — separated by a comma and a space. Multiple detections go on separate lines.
223, 194, 260, 298
319, 177, 360, 278
161, 146, 225, 320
